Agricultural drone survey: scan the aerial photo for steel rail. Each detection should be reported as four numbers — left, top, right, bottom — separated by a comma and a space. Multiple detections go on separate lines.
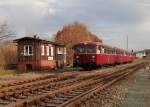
58, 63, 144, 107
1, 62, 146, 107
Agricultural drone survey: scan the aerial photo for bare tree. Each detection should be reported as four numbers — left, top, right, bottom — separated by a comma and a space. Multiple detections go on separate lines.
0, 21, 17, 70
0, 21, 15, 42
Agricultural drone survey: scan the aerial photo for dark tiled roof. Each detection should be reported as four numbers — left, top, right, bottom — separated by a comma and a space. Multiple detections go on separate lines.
14, 36, 64, 46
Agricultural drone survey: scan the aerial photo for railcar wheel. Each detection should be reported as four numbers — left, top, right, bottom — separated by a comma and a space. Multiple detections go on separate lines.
82, 67, 91, 71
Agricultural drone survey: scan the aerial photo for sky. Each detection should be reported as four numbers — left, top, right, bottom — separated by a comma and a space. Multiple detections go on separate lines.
0, 0, 150, 51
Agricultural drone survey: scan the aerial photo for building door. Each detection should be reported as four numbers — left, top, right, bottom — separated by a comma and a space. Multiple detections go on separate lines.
26, 64, 32, 71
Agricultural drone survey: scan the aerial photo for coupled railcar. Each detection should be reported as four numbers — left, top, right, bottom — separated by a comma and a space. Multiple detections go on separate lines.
73, 42, 134, 69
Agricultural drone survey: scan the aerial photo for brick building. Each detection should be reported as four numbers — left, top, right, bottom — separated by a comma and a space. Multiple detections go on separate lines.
14, 36, 66, 71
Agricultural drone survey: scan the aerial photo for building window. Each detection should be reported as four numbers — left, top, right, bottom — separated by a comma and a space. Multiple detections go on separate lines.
64, 48, 66, 54
41, 45, 45, 56
57, 47, 64, 54
51, 46, 54, 56
46, 46, 49, 56
24, 45, 33, 56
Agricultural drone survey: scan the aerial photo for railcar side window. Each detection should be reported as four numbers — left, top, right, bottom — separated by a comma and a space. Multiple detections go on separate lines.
105, 48, 108, 54
108, 48, 112, 54
105, 48, 113, 54
116, 50, 120, 55
124, 51, 127, 56
112, 50, 115, 54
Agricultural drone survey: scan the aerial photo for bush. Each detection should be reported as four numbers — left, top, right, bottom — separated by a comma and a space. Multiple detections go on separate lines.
0, 42, 17, 70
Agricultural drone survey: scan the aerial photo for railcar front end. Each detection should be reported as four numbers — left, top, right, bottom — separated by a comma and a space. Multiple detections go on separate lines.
73, 44, 98, 69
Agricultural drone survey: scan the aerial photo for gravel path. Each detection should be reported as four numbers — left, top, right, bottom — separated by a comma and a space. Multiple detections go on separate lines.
81, 68, 150, 107
119, 69, 150, 107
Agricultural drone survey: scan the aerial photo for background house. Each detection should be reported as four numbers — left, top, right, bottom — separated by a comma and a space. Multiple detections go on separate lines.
135, 49, 150, 59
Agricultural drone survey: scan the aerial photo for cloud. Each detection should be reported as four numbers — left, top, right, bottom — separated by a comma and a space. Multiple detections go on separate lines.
0, 0, 150, 50
0, 0, 56, 35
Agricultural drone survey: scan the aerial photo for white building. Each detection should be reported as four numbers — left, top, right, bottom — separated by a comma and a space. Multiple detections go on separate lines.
135, 49, 150, 59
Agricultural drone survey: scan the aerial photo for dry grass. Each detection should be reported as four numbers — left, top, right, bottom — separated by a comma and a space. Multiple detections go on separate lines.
0, 42, 17, 70
0, 70, 46, 82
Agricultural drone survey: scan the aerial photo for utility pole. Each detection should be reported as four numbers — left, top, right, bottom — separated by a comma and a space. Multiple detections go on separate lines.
126, 35, 128, 50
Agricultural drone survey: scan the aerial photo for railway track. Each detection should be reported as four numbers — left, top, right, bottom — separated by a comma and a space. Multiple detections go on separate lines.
0, 63, 133, 90
0, 63, 136, 97
0, 72, 78, 88
59, 63, 144, 107
0, 61, 147, 107
0, 71, 116, 106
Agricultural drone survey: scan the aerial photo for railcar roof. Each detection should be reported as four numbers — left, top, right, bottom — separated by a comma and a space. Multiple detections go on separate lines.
74, 42, 129, 52
74, 42, 113, 48
75, 42, 101, 46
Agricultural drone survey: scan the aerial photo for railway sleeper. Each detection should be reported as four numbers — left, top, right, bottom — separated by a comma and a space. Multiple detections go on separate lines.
17, 95, 27, 99
44, 99, 64, 104
52, 97, 69, 102
39, 102, 58, 107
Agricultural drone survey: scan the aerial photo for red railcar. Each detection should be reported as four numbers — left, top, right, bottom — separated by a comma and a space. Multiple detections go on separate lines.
73, 42, 134, 69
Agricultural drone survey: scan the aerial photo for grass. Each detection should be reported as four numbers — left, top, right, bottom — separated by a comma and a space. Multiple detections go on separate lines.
0, 70, 40, 78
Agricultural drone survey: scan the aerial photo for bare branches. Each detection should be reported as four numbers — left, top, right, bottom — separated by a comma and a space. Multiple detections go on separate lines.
0, 22, 16, 42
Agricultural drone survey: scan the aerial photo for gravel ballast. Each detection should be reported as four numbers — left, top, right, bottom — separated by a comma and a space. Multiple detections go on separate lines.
81, 68, 150, 107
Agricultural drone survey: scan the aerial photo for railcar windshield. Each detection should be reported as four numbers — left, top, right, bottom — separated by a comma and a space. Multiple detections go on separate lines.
74, 45, 96, 53
86, 45, 96, 53
74, 45, 86, 53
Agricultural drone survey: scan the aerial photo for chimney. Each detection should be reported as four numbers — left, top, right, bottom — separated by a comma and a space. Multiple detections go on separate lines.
34, 35, 37, 39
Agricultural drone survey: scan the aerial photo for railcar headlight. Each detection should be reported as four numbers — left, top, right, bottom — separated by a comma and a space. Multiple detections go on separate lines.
76, 56, 79, 58
92, 56, 95, 58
